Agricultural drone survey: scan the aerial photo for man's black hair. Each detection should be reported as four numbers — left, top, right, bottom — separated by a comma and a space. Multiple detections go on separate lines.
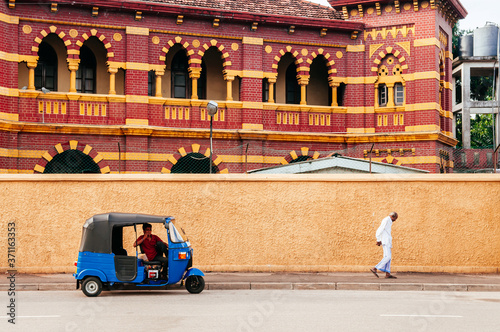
142, 223, 152, 231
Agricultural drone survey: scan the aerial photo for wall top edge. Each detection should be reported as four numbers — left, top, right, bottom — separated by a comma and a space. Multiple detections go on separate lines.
0, 174, 498, 182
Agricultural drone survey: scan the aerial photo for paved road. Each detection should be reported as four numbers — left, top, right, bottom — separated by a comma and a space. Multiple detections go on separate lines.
2, 290, 500, 331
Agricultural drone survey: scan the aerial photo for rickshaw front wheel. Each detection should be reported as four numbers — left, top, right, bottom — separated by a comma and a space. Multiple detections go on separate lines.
185, 275, 205, 294
82, 277, 103, 297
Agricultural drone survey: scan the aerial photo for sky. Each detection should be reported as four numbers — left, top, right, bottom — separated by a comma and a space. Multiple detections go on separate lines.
307, 0, 500, 31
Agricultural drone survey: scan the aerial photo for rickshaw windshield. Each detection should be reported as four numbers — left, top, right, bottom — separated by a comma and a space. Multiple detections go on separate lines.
169, 222, 185, 243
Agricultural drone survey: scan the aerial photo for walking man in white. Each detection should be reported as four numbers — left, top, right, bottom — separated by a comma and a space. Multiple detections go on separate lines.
371, 212, 398, 279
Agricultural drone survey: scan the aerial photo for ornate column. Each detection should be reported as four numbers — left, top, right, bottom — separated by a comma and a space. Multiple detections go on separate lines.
374, 85, 379, 108
108, 66, 118, 95
67, 58, 80, 93
27, 61, 37, 90
386, 83, 395, 108
155, 70, 164, 97
268, 77, 276, 103
329, 82, 340, 107
298, 75, 309, 105
224, 73, 234, 101
189, 67, 201, 100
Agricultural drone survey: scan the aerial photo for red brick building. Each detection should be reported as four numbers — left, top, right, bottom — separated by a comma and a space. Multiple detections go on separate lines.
0, 0, 466, 174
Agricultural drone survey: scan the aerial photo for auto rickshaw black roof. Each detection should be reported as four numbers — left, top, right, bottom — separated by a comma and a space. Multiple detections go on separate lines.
79, 212, 173, 254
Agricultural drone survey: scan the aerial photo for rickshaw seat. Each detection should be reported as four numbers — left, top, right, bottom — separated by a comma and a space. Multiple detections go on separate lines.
142, 260, 162, 266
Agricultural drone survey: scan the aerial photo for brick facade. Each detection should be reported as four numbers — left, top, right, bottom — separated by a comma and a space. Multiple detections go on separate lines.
0, 0, 466, 173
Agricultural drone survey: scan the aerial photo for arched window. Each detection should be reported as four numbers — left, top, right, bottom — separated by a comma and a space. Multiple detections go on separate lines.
286, 63, 300, 104
76, 45, 96, 93
171, 51, 190, 98
376, 58, 405, 108
44, 150, 101, 173
170, 152, 218, 173
35, 42, 57, 91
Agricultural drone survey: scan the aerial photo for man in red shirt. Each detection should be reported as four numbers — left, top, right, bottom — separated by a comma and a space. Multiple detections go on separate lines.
134, 223, 168, 277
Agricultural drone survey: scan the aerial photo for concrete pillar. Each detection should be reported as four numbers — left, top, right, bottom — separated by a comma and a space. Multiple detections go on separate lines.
461, 63, 471, 149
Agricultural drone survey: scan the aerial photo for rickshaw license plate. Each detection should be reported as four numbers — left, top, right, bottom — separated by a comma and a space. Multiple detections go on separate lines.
148, 270, 159, 279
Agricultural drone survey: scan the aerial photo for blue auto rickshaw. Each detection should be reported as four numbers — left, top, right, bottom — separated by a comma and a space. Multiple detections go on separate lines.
74, 213, 205, 297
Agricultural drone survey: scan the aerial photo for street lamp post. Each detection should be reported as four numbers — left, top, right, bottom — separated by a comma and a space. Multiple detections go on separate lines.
206, 101, 218, 174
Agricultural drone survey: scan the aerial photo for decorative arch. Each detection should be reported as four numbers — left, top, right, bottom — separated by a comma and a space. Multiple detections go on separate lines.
74, 29, 114, 59
161, 143, 228, 174
306, 48, 337, 79
31, 25, 71, 57
158, 36, 197, 67
280, 147, 321, 165
271, 46, 305, 75
371, 46, 408, 74
34, 140, 110, 174
197, 39, 232, 70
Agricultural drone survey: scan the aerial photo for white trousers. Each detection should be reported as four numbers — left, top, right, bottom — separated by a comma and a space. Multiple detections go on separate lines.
375, 245, 392, 273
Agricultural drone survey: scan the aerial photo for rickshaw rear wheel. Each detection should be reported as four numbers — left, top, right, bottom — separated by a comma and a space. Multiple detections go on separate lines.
82, 277, 103, 297
185, 275, 205, 294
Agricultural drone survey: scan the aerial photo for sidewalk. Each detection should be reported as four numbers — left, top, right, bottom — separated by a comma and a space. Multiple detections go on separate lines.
3, 272, 500, 292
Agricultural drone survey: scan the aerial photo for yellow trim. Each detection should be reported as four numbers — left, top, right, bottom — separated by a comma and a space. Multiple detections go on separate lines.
69, 140, 78, 150
405, 102, 440, 112
242, 37, 263, 45
346, 45, 365, 52
55, 144, 64, 154
34, 165, 45, 173
125, 95, 149, 104
0, 119, 457, 146
414, 38, 440, 48
242, 102, 263, 109
346, 106, 375, 114
405, 125, 441, 132
242, 123, 264, 130
125, 118, 149, 126
0, 12, 19, 24
241, 70, 264, 78
125, 26, 149, 36
0, 111, 19, 121
346, 128, 375, 133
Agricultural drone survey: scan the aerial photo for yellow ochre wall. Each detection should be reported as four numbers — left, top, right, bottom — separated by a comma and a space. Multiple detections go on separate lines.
0, 174, 499, 274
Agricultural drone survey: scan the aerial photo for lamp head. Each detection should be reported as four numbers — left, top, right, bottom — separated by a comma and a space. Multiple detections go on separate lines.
207, 101, 218, 116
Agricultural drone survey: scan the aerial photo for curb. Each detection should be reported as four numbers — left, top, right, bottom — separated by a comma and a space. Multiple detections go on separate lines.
3, 282, 500, 292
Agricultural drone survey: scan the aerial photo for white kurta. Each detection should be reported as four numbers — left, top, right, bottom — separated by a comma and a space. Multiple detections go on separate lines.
376, 216, 393, 248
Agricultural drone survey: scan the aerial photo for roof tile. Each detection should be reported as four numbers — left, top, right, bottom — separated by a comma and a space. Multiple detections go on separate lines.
139, 0, 343, 20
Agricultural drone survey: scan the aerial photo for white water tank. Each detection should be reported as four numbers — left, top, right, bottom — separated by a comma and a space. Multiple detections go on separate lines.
459, 34, 474, 56
473, 23, 499, 56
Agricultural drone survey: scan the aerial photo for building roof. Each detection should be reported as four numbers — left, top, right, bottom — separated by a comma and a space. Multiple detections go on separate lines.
140, 0, 342, 20
248, 156, 429, 174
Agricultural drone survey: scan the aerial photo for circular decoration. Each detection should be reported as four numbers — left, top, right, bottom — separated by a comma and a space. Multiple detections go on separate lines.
393, 65, 402, 75
350, 9, 358, 17
387, 57, 395, 65
231, 43, 239, 51
403, 3, 411, 11
69, 29, 78, 38
421, 1, 429, 9
385, 5, 393, 13
152, 36, 160, 45
336, 51, 343, 59
301, 48, 308, 56
265, 45, 273, 54
22, 25, 32, 34
367, 7, 374, 15
113, 33, 123, 42
192, 39, 200, 48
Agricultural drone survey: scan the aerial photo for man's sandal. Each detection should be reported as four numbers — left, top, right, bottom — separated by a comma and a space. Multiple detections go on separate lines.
385, 274, 397, 279
370, 268, 379, 278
